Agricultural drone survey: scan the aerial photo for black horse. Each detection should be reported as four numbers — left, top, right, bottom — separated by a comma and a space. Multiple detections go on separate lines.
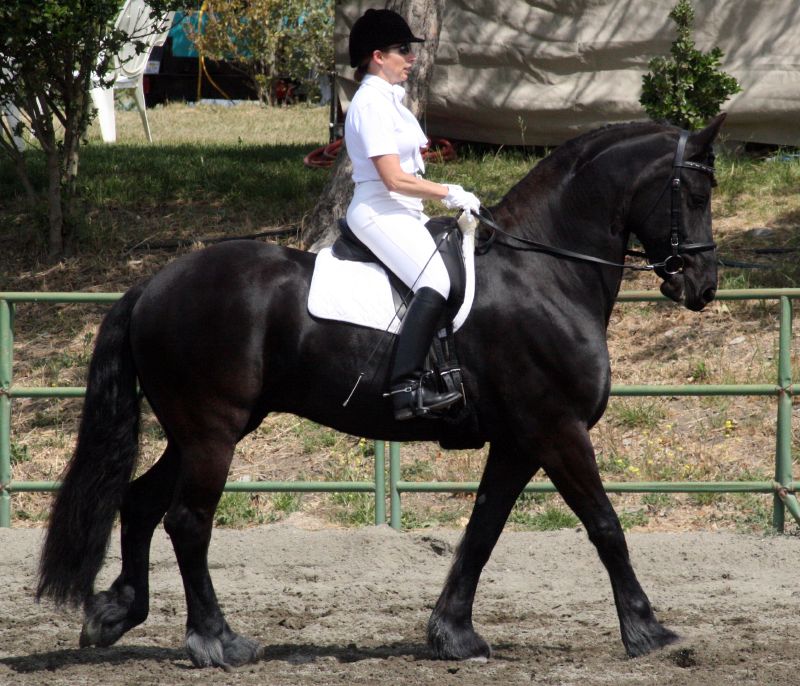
37, 115, 725, 669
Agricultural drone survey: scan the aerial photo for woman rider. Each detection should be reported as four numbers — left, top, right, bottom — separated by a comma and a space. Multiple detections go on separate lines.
345, 8, 482, 421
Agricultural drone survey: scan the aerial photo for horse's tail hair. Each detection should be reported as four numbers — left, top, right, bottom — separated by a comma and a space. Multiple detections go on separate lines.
37, 283, 146, 607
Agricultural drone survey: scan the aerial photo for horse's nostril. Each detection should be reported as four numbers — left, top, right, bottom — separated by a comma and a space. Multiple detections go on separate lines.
703, 286, 717, 303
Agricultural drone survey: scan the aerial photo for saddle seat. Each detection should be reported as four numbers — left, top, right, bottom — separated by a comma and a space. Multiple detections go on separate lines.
331, 217, 467, 326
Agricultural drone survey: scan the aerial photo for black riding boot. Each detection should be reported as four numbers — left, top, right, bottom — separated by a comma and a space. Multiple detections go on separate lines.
388, 287, 462, 421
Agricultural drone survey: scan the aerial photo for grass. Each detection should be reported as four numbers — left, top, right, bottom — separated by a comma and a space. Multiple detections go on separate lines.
618, 509, 650, 529
323, 438, 376, 526
714, 147, 800, 218
271, 491, 302, 515
509, 505, 579, 531
293, 419, 339, 455
641, 493, 674, 509
1, 102, 797, 532
687, 360, 711, 383
215, 492, 263, 527
608, 400, 667, 431
10, 442, 31, 465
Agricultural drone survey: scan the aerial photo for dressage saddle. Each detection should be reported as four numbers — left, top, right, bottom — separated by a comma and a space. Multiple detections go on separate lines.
331, 216, 468, 415
331, 216, 467, 327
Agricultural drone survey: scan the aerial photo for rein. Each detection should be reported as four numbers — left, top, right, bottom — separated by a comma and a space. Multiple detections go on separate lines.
474, 130, 717, 275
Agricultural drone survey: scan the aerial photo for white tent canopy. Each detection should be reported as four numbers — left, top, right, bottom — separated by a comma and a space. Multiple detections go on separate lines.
336, 0, 800, 146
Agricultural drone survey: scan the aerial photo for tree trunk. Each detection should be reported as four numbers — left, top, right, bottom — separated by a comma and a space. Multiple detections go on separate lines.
300, 0, 446, 252
60, 84, 90, 256
46, 149, 64, 258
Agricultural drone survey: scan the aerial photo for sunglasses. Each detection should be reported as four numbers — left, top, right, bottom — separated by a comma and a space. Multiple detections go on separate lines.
384, 42, 412, 56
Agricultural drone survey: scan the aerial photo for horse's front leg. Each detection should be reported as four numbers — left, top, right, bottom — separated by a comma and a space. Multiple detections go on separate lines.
164, 439, 263, 669
540, 421, 678, 657
428, 442, 539, 660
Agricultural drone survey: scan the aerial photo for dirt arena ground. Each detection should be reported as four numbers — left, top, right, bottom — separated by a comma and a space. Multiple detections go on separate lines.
1, 521, 799, 685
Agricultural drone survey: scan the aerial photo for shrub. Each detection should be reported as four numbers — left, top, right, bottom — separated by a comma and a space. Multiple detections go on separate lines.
640, 0, 740, 129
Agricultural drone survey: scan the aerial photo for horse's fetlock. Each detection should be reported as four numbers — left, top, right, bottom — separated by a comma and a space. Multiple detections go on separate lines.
628, 595, 653, 619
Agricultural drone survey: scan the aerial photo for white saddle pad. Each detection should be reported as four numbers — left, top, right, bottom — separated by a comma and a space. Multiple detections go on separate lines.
308, 216, 478, 334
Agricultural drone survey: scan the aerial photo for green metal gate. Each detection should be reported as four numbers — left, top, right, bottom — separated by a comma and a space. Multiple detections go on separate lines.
1, 289, 797, 530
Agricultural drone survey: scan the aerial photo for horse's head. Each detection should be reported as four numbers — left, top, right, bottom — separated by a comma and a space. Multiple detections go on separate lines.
629, 114, 726, 311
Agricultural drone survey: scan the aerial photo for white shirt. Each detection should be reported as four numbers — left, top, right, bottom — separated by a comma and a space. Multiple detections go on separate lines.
344, 74, 429, 183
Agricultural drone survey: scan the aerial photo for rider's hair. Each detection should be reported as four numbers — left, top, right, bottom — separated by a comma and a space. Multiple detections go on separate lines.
354, 56, 371, 83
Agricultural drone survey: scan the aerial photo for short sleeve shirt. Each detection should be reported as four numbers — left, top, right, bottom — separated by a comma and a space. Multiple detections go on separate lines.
345, 75, 428, 183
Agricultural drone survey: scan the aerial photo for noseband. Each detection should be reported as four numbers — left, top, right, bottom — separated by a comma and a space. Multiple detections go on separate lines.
475, 129, 717, 274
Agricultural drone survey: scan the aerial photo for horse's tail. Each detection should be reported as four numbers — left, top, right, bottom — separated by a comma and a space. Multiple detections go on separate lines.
37, 283, 146, 607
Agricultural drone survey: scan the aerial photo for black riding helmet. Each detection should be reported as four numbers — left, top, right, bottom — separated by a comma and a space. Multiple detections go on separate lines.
348, 9, 425, 68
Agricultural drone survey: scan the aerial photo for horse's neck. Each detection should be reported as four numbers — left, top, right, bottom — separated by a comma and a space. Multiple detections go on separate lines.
490, 168, 631, 322
497, 159, 628, 245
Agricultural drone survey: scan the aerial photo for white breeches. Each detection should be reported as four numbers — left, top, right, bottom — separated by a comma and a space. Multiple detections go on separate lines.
346, 181, 450, 298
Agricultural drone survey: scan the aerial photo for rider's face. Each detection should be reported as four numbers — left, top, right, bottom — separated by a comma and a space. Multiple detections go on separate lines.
377, 43, 416, 84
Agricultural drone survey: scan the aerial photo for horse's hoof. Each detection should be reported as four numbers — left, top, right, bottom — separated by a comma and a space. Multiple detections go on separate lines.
222, 632, 265, 667
427, 614, 492, 660
186, 629, 264, 669
624, 622, 679, 658
80, 585, 142, 648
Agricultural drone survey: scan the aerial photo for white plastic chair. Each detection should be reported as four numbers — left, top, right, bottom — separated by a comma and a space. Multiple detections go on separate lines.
1, 100, 26, 152
90, 0, 173, 143
1, 64, 27, 151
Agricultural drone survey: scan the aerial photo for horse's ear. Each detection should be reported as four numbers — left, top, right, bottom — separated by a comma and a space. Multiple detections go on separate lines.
689, 113, 727, 153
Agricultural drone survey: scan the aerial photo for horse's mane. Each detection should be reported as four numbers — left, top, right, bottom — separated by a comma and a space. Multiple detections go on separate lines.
543, 120, 670, 167
498, 120, 674, 207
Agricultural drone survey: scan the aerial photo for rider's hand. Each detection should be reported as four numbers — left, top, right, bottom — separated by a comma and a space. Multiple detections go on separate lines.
442, 184, 481, 215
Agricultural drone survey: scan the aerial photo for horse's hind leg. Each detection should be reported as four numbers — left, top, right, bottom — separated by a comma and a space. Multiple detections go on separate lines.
540, 422, 677, 657
428, 442, 539, 660
163, 439, 263, 669
81, 443, 179, 648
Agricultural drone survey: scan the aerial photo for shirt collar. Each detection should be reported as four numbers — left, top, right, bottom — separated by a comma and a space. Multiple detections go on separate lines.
362, 74, 407, 102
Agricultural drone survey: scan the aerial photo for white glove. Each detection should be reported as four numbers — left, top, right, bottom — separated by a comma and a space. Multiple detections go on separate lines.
442, 184, 481, 215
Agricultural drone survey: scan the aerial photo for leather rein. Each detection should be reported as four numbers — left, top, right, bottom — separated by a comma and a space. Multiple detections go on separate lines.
474, 130, 717, 275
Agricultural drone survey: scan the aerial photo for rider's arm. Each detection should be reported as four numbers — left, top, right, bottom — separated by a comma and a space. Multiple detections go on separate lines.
371, 154, 449, 200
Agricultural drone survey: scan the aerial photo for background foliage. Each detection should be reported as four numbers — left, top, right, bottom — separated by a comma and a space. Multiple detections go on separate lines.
640, 0, 741, 129
185, 0, 334, 105
0, 0, 179, 257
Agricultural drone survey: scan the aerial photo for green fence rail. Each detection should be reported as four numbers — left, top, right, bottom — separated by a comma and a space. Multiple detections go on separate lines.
0, 292, 389, 527
1, 289, 798, 531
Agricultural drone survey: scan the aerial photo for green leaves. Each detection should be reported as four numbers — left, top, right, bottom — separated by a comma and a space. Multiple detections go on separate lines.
640, 0, 741, 130
186, 0, 333, 105
0, 0, 182, 255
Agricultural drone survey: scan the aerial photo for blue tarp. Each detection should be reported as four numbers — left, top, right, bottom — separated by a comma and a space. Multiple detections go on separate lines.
168, 11, 200, 58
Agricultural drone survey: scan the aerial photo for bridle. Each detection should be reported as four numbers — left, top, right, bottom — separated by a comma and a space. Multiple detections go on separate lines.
474, 129, 717, 275
652, 129, 717, 274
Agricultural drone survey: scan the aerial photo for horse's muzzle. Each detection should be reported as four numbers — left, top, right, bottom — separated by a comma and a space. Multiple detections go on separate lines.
659, 274, 685, 304
660, 273, 716, 312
